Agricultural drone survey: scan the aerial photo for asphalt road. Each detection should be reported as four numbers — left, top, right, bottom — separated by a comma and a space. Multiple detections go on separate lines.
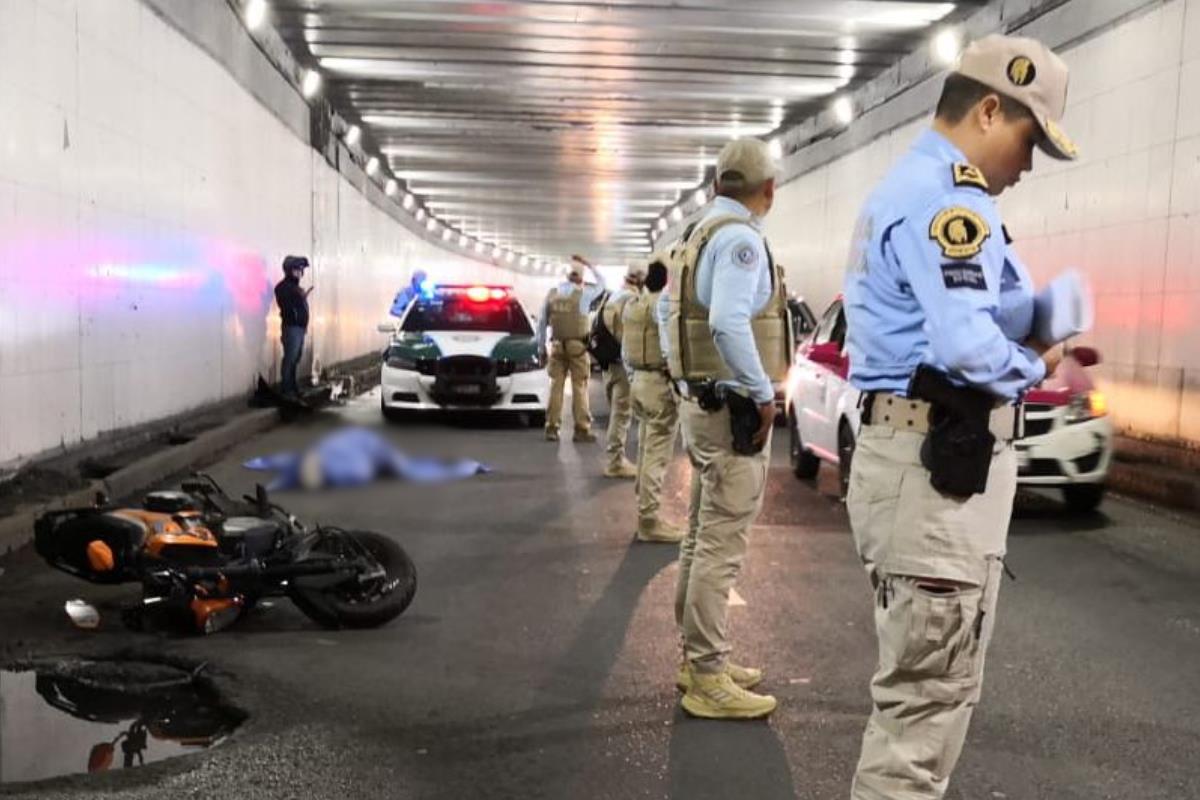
1, 387, 1198, 799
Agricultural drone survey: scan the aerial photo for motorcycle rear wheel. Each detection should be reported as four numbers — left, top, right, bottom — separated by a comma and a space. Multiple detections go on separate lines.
289, 530, 417, 629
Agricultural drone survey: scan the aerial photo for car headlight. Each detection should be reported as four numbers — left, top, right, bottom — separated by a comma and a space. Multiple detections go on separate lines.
1065, 390, 1107, 424
511, 355, 541, 373
386, 354, 417, 371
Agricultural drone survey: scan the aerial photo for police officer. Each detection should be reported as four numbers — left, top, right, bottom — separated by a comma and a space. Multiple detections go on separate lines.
660, 138, 792, 719
600, 263, 645, 478
536, 255, 607, 442
274, 255, 312, 397
390, 269, 428, 318
843, 35, 1073, 799
623, 257, 685, 542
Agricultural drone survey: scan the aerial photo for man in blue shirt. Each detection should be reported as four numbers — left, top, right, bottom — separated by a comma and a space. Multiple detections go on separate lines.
843, 35, 1073, 800
660, 138, 792, 720
536, 255, 607, 442
390, 269, 429, 318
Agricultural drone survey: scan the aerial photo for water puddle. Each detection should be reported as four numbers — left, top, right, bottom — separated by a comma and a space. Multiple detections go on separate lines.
0, 659, 243, 785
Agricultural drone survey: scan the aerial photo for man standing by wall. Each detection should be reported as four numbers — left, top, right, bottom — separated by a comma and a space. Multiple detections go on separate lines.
600, 264, 646, 478
274, 255, 312, 397
843, 35, 1072, 799
536, 255, 607, 442
662, 138, 792, 719
623, 257, 684, 543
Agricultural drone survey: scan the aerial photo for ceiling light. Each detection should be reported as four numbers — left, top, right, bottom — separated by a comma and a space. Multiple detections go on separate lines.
402, 193, 415, 210
366, 157, 379, 176
345, 124, 360, 147
245, 0, 267, 30
657, 218, 668, 232
505, 252, 515, 264
426, 218, 437, 232
459, 234, 469, 247
415, 208, 426, 222
385, 179, 397, 196
833, 96, 854, 126
769, 138, 783, 160
491, 246, 502, 259
475, 242, 485, 254
442, 228, 452, 241
301, 69, 321, 99
932, 28, 961, 66
693, 189, 707, 206
520, 257, 529, 268
670, 207, 683, 223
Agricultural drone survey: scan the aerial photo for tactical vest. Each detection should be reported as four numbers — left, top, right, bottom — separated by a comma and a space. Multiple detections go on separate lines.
601, 290, 634, 343
548, 286, 589, 342
665, 214, 792, 384
622, 291, 667, 370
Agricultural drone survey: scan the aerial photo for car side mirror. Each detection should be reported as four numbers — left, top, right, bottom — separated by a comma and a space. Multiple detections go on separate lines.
1070, 346, 1100, 367
377, 323, 396, 333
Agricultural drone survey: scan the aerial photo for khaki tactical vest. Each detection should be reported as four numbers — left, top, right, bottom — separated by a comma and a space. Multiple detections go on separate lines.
601, 289, 635, 343
665, 214, 792, 384
622, 290, 667, 370
547, 285, 589, 342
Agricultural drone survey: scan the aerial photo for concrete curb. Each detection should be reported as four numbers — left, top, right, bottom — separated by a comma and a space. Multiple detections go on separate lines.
0, 408, 279, 556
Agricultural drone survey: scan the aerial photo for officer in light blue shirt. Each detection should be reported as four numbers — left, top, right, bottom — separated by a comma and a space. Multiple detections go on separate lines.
390, 269, 429, 318
534, 255, 607, 354
843, 35, 1076, 800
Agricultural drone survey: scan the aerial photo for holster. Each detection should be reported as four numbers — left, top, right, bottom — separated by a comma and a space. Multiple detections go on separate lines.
908, 365, 996, 498
719, 386, 765, 456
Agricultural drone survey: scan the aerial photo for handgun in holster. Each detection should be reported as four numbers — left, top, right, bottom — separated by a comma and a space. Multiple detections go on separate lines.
907, 364, 996, 498
720, 387, 765, 455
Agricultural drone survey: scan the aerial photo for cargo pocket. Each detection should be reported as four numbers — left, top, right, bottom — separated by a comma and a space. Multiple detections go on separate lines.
846, 432, 905, 558
877, 577, 981, 704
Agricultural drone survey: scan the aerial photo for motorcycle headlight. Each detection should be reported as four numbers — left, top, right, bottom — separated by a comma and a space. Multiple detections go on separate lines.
1065, 390, 1107, 424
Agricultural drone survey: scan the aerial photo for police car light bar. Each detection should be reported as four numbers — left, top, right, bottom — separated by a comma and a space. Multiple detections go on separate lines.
436, 284, 512, 302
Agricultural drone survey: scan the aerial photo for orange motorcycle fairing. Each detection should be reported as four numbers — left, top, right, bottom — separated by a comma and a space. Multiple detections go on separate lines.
111, 509, 220, 557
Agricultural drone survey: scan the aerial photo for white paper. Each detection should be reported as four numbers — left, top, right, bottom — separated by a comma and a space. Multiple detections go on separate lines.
1033, 270, 1093, 345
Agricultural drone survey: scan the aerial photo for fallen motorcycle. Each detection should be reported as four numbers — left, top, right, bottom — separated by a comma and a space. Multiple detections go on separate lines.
34, 473, 417, 633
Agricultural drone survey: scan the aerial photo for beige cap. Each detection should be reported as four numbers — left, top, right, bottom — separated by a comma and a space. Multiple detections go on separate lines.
955, 34, 1077, 161
715, 138, 778, 189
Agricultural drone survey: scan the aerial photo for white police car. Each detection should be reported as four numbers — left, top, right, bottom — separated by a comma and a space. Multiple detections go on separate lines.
785, 297, 1113, 512
379, 284, 548, 425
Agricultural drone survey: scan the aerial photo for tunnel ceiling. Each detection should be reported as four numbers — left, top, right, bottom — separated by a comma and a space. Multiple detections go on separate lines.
273, 1, 982, 266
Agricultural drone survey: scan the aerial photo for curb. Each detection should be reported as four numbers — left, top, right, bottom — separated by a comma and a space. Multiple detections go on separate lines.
1107, 460, 1200, 513
0, 408, 279, 556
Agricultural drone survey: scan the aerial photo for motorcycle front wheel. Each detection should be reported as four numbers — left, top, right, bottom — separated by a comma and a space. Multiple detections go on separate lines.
289, 530, 417, 629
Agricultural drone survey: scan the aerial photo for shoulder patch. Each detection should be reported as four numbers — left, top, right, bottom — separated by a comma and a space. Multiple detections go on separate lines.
941, 262, 987, 291
951, 163, 989, 192
929, 207, 990, 260
733, 241, 760, 270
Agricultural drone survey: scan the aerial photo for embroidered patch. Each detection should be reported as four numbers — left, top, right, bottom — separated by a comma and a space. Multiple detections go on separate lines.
1007, 56, 1036, 86
733, 241, 759, 269
929, 207, 990, 260
941, 263, 987, 291
952, 163, 989, 192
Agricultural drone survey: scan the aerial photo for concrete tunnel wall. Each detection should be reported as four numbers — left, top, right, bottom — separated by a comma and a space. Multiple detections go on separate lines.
761, 0, 1200, 446
0, 0, 556, 467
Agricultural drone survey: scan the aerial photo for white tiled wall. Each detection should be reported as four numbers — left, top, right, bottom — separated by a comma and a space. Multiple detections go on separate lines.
0, 0, 553, 465
766, 0, 1200, 445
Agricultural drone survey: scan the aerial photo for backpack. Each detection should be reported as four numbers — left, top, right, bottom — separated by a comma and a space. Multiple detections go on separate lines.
587, 294, 623, 369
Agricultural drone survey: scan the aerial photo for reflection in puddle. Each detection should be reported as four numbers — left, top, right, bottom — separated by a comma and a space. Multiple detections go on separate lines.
0, 661, 242, 785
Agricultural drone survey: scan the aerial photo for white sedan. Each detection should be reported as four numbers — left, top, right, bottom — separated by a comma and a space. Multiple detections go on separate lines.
784, 297, 1113, 512
379, 284, 549, 426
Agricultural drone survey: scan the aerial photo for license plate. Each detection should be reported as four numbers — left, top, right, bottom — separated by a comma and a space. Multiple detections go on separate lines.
454, 384, 482, 395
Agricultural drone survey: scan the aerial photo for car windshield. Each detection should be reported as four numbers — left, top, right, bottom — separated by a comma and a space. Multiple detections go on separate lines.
402, 294, 533, 335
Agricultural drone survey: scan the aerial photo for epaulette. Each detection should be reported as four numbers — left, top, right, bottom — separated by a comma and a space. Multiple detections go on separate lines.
951, 162, 989, 192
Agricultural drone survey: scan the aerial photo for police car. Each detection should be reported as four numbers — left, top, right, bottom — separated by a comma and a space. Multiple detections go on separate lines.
379, 284, 548, 425
784, 297, 1113, 512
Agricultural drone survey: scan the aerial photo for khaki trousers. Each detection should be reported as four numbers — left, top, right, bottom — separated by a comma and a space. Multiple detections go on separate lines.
631, 370, 679, 528
846, 423, 1016, 800
674, 400, 771, 674
603, 362, 633, 466
546, 339, 592, 432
